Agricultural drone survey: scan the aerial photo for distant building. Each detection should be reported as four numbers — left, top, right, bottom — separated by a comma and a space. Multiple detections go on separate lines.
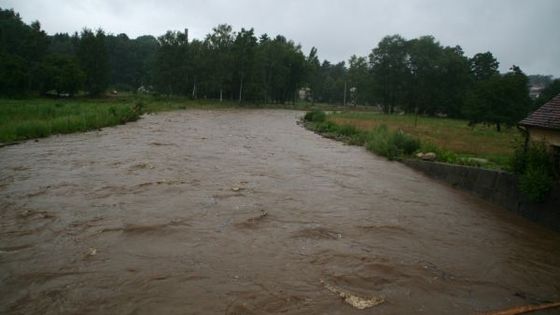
519, 94, 560, 161
529, 85, 545, 99
298, 87, 311, 101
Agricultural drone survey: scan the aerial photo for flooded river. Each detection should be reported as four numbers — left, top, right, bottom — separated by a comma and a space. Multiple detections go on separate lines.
1, 110, 559, 314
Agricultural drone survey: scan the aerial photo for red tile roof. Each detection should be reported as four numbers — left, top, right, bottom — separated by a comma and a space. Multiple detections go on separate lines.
519, 94, 560, 130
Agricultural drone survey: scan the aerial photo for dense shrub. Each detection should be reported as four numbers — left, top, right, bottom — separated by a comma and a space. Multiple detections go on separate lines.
518, 165, 554, 202
364, 125, 420, 160
306, 113, 421, 161
391, 130, 420, 155
303, 110, 326, 123
511, 142, 556, 202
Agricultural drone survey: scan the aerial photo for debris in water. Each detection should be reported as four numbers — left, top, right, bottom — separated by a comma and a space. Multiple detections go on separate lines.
247, 210, 268, 223
235, 210, 268, 229
477, 301, 560, 315
320, 280, 384, 310
85, 247, 97, 257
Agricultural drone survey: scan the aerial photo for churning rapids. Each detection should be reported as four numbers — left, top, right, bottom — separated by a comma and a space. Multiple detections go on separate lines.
1, 110, 559, 314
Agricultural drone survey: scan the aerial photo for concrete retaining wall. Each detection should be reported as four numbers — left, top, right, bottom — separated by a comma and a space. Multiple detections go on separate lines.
403, 159, 560, 232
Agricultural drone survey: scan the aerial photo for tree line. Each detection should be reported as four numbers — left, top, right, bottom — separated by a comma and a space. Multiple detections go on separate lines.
1, 7, 559, 130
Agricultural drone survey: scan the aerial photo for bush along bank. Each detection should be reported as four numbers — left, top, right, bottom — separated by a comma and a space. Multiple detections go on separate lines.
511, 142, 558, 202
303, 110, 558, 204
303, 110, 420, 161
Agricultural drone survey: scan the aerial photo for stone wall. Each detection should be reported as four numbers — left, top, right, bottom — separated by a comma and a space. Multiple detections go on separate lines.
403, 159, 560, 232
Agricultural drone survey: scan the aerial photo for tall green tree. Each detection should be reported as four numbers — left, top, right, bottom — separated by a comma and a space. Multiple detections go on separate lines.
205, 24, 234, 101
153, 30, 189, 96
438, 46, 471, 117
369, 35, 409, 113
38, 54, 84, 96
305, 47, 321, 104
464, 66, 531, 131
470, 52, 499, 81
187, 39, 210, 99
406, 36, 445, 115
347, 55, 369, 105
232, 28, 258, 102
77, 28, 109, 96
316, 61, 347, 104
0, 8, 48, 96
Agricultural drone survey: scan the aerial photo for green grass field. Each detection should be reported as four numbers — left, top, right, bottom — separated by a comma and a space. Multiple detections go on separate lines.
0, 97, 144, 143
326, 111, 521, 168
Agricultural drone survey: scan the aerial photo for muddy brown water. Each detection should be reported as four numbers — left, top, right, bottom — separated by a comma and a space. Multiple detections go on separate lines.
1, 109, 559, 315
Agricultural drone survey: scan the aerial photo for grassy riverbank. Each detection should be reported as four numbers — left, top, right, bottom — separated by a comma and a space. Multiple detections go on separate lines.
305, 110, 520, 169
0, 96, 347, 143
0, 97, 143, 143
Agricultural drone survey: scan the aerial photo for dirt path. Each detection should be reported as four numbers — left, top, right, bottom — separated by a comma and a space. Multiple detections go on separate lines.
1, 109, 559, 314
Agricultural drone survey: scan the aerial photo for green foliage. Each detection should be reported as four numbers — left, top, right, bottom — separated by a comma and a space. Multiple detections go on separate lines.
303, 110, 326, 122
511, 142, 556, 202
77, 28, 109, 96
106, 34, 158, 91
369, 35, 408, 113
0, 99, 141, 142
361, 125, 418, 160
419, 141, 458, 163
154, 30, 189, 96
39, 54, 85, 95
469, 52, 499, 81
307, 114, 420, 161
347, 55, 370, 105
464, 66, 531, 131
391, 130, 421, 155
0, 8, 49, 96
518, 165, 554, 202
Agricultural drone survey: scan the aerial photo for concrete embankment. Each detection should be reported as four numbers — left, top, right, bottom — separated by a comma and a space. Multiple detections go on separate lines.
403, 159, 560, 232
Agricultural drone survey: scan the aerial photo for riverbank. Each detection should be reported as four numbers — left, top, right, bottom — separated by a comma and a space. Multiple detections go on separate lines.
0, 96, 355, 144
317, 111, 519, 169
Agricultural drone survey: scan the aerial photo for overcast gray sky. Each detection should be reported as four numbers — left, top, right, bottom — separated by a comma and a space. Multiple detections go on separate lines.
3, 0, 560, 76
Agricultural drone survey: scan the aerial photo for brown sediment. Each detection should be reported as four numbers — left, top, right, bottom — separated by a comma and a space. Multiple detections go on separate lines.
0, 109, 559, 314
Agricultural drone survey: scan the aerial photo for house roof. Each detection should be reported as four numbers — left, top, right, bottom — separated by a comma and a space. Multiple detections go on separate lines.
519, 94, 560, 131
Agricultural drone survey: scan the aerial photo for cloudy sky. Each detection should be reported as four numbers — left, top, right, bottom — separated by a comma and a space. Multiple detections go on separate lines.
4, 0, 560, 76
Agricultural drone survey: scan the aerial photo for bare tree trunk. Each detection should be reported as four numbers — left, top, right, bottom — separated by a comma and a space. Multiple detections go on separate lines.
238, 77, 243, 103
311, 91, 315, 106
220, 88, 223, 102
192, 80, 197, 99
